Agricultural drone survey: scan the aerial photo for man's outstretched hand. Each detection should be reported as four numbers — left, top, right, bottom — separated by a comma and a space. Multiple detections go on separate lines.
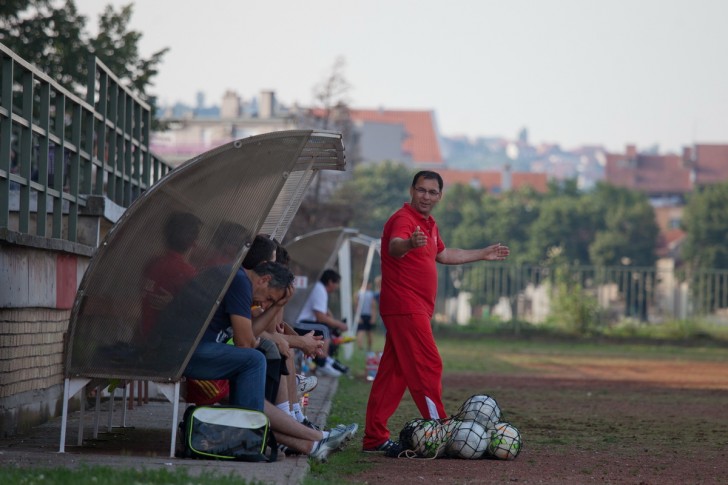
483, 243, 510, 261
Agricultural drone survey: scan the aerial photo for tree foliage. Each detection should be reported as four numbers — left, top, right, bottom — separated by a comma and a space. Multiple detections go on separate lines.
336, 171, 659, 271
288, 56, 356, 238
0, 0, 168, 107
331, 161, 412, 238
682, 181, 728, 269
526, 194, 596, 265
588, 183, 658, 267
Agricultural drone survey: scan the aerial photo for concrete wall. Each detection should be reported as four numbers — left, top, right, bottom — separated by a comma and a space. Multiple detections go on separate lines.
0, 203, 117, 437
0, 308, 72, 436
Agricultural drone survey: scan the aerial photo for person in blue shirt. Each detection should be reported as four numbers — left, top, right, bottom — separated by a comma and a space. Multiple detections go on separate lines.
182, 259, 358, 461
184, 261, 293, 411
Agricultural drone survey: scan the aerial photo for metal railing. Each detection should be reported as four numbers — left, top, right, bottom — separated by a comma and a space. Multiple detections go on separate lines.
438, 262, 728, 325
0, 42, 172, 244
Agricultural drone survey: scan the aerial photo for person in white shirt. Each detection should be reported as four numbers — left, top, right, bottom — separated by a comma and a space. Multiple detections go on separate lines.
296, 269, 348, 377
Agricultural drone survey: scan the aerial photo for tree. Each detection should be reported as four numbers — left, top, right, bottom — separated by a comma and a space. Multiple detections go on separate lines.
588, 183, 658, 268
289, 56, 356, 234
90, 4, 168, 98
474, 187, 542, 266
526, 195, 597, 265
311, 56, 352, 131
432, 183, 484, 245
0, 1, 168, 117
682, 181, 728, 270
331, 160, 412, 237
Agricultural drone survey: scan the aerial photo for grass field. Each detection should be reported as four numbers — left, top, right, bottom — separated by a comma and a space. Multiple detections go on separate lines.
307, 330, 728, 484
2, 329, 726, 484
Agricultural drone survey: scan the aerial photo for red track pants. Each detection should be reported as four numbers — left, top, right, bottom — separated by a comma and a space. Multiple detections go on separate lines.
363, 313, 446, 449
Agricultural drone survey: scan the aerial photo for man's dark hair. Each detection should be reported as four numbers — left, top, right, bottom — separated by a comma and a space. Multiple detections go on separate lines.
320, 269, 341, 285
253, 261, 295, 289
164, 212, 201, 252
412, 170, 443, 191
242, 234, 277, 269
274, 243, 290, 267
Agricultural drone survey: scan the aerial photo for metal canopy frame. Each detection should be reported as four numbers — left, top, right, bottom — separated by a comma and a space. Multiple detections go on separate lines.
283, 227, 359, 325
282, 228, 381, 337
59, 130, 346, 456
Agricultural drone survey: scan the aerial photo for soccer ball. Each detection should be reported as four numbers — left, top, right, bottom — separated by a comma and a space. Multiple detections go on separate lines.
487, 422, 522, 460
456, 394, 501, 430
445, 420, 490, 459
400, 418, 453, 458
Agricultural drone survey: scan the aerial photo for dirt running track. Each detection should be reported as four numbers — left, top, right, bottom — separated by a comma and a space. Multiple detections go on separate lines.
351, 359, 728, 484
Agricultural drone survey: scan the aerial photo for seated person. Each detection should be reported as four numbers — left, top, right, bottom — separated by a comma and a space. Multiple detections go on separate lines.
139, 211, 202, 340
183, 261, 290, 411
187, 233, 286, 406
296, 269, 349, 377
250, 240, 326, 430
183, 259, 358, 460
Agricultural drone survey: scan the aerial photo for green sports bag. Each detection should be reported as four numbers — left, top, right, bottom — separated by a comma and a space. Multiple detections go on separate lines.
179, 405, 277, 462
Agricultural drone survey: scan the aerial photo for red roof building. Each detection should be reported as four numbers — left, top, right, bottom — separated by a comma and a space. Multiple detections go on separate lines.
605, 143, 728, 197
347, 109, 444, 166
437, 168, 548, 194
605, 145, 692, 196
692, 144, 728, 186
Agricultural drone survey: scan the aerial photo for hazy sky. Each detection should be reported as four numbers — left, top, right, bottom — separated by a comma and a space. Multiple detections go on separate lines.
75, 0, 728, 153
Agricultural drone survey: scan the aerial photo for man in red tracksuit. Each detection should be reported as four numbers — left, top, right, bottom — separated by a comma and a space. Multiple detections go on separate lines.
362, 170, 510, 455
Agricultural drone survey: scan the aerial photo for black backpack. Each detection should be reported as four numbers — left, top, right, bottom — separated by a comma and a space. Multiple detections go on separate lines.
178, 405, 277, 462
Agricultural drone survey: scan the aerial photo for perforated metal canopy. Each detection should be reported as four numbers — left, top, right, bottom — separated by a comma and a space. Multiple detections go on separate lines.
65, 130, 346, 381
283, 227, 358, 324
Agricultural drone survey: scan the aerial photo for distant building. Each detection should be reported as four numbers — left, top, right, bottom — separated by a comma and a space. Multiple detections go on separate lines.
605, 143, 728, 261
443, 134, 607, 190
347, 109, 444, 167
605, 144, 692, 199
437, 168, 548, 194
653, 205, 685, 259
152, 90, 296, 166
605, 143, 728, 199
307, 108, 445, 167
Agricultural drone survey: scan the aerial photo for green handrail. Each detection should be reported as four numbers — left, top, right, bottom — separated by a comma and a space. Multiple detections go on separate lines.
0, 42, 173, 245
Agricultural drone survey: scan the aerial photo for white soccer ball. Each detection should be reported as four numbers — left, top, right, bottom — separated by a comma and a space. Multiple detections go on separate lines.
409, 420, 449, 458
410, 426, 431, 456
446, 420, 490, 459
487, 422, 522, 460
457, 394, 501, 430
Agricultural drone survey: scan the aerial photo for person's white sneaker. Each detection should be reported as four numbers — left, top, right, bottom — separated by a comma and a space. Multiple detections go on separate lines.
309, 423, 358, 462
296, 374, 318, 394
316, 362, 342, 377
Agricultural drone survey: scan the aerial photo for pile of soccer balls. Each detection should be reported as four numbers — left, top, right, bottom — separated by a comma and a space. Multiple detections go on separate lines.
397, 394, 521, 460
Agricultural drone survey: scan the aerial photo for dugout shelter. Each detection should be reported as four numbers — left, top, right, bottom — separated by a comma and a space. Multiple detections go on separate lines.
59, 130, 346, 456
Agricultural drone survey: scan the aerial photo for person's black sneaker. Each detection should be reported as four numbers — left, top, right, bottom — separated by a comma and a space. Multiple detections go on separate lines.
302, 417, 321, 431
279, 444, 302, 456
283, 446, 303, 456
363, 438, 403, 457
331, 359, 350, 374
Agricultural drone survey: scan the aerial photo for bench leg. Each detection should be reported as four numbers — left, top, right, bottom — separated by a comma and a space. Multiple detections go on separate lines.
58, 377, 91, 453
